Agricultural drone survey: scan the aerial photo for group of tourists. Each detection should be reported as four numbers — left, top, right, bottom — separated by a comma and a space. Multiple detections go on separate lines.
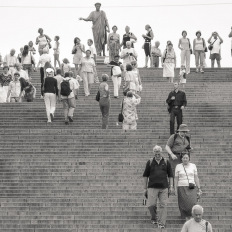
143, 125, 212, 231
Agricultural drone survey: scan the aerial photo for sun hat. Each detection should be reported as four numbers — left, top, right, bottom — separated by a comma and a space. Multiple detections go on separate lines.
177, 124, 190, 132
95, 2, 101, 6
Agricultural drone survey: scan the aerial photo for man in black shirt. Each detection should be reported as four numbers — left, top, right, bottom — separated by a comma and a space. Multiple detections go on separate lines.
43, 68, 58, 123
143, 145, 174, 229
120, 26, 137, 49
166, 82, 187, 135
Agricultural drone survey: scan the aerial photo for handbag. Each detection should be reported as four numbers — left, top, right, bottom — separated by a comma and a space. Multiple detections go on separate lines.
182, 164, 195, 189
95, 90, 100, 102
118, 99, 124, 122
187, 38, 192, 54
208, 39, 217, 51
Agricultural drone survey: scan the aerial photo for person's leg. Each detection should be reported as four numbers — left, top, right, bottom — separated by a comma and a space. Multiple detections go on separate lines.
74, 64, 79, 77
112, 75, 118, 97
50, 93, 57, 118
176, 109, 183, 131
195, 51, 200, 71
82, 72, 89, 96
118, 77, 122, 94
54, 54, 57, 69
180, 50, 186, 66
211, 54, 215, 68
88, 73, 94, 95
62, 99, 69, 123
145, 56, 148, 67
56, 54, 61, 67
100, 99, 110, 129
199, 51, 204, 71
147, 188, 159, 222
40, 67, 44, 96
158, 188, 168, 226
130, 121, 137, 130
102, 44, 105, 57
44, 93, 51, 122
216, 54, 221, 68
170, 109, 175, 135
10, 97, 15, 103
67, 97, 76, 121
156, 57, 160, 68
186, 50, 190, 74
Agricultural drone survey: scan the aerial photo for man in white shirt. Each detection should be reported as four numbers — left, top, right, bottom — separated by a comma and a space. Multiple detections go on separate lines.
15, 63, 29, 81
7, 72, 22, 102
3, 49, 17, 77
58, 72, 76, 125
207, 32, 223, 68
181, 205, 213, 232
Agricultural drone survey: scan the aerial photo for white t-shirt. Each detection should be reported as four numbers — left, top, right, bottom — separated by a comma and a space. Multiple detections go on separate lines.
39, 54, 51, 67
181, 218, 213, 232
14, 70, 29, 81
88, 46, 97, 58
175, 163, 197, 186
210, 37, 221, 54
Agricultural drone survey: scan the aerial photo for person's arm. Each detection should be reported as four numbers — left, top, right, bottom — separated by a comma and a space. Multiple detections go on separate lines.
133, 49, 138, 58
229, 28, 232, 37
36, 59, 41, 69
44, 34, 52, 42
105, 13, 110, 33
178, 38, 182, 50
174, 52, 176, 68
165, 144, 177, 160
35, 36, 39, 45
143, 177, 148, 191
33, 86, 36, 99
207, 35, 213, 44
54, 79, 58, 96
77, 63, 82, 75
79, 12, 93, 21
120, 50, 128, 59
149, 31, 154, 40
81, 44, 85, 53
137, 70, 142, 85
93, 54, 97, 63
182, 92, 187, 108
130, 33, 137, 41
166, 92, 174, 104
174, 176, 178, 194
193, 39, 196, 54
217, 34, 223, 44
6, 89, 11, 102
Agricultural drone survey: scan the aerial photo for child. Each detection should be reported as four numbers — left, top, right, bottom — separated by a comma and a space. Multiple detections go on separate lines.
69, 71, 80, 99
131, 60, 142, 93
179, 65, 187, 88
23, 83, 36, 102
17, 47, 24, 64
61, 58, 71, 76
151, 41, 162, 68
28, 41, 36, 55
87, 39, 99, 83
53, 36, 61, 69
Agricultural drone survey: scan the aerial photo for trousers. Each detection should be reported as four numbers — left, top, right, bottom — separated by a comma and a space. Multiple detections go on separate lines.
44, 93, 56, 122
180, 50, 191, 74
99, 97, 110, 129
112, 75, 121, 97
62, 97, 76, 121
195, 50, 204, 68
170, 108, 183, 135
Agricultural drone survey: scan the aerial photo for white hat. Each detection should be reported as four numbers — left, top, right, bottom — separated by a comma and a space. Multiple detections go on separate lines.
46, 68, 54, 73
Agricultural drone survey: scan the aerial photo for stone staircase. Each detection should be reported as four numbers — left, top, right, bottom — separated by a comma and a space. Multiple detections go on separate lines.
0, 66, 231, 232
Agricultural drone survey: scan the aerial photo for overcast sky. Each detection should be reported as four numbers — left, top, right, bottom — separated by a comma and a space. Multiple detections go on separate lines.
0, 0, 232, 67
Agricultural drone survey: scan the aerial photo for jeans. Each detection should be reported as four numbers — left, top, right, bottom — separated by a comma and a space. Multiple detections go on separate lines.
62, 97, 76, 121
44, 93, 56, 122
194, 50, 204, 68
170, 108, 183, 135
147, 188, 168, 225
112, 75, 121, 97
99, 97, 110, 129
180, 50, 191, 74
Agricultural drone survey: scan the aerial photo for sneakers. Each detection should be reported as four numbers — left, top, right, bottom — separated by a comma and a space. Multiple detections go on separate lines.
151, 220, 158, 225
200, 69, 204, 73
68, 116, 73, 122
195, 68, 199, 73
158, 223, 165, 229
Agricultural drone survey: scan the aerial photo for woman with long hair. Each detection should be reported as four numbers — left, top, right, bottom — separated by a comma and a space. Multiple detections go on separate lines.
22, 45, 35, 81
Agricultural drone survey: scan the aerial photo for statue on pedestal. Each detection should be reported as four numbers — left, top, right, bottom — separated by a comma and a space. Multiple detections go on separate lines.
79, 3, 110, 57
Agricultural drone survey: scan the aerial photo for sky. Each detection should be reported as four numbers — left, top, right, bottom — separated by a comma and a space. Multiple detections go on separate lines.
0, 0, 232, 67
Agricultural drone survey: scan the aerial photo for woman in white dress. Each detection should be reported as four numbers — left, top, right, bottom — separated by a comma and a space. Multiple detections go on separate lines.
162, 41, 176, 83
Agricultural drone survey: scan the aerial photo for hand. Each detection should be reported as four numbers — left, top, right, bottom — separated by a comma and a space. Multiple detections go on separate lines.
142, 34, 146, 38
171, 154, 177, 160
169, 186, 175, 195
106, 28, 110, 33
79, 17, 83, 20
181, 106, 185, 110
171, 96, 175, 100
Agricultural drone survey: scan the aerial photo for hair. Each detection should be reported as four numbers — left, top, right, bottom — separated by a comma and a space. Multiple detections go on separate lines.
69, 71, 74, 77
182, 30, 187, 36
114, 55, 120, 58
28, 41, 33, 46
95, 2, 101, 6
88, 39, 93, 44
112, 25, 118, 30
14, 72, 20, 76
126, 41, 132, 46
86, 49, 91, 54
155, 41, 160, 46
196, 31, 201, 36
56, 68, 62, 75
55, 36, 60, 41
181, 152, 190, 161
126, 91, 133, 98
125, 26, 130, 30
10, 49, 16, 53
102, 74, 109, 82
22, 45, 29, 57
174, 81, 179, 85
192, 205, 204, 215
64, 72, 70, 78
38, 28, 43, 33
3, 66, 9, 70
74, 37, 80, 44
153, 145, 162, 152
126, 64, 132, 71
62, 58, 69, 64
145, 24, 151, 29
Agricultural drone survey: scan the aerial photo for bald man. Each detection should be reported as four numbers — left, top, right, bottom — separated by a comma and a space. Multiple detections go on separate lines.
3, 49, 17, 77
121, 26, 137, 49
181, 205, 213, 232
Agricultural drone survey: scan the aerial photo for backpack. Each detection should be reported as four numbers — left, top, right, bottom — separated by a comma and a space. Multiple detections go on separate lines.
60, 79, 72, 96
24, 85, 34, 101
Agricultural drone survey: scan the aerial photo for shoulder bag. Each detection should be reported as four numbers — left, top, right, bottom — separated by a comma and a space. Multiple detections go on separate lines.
182, 164, 195, 189
208, 39, 217, 51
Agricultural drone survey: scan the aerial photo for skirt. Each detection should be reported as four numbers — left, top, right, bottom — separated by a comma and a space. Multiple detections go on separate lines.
178, 186, 197, 218
163, 62, 175, 78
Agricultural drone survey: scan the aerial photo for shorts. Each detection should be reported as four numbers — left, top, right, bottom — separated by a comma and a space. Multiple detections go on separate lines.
210, 53, 221, 61
144, 43, 151, 57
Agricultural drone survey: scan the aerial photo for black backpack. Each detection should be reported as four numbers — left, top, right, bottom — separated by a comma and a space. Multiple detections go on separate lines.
60, 79, 72, 96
